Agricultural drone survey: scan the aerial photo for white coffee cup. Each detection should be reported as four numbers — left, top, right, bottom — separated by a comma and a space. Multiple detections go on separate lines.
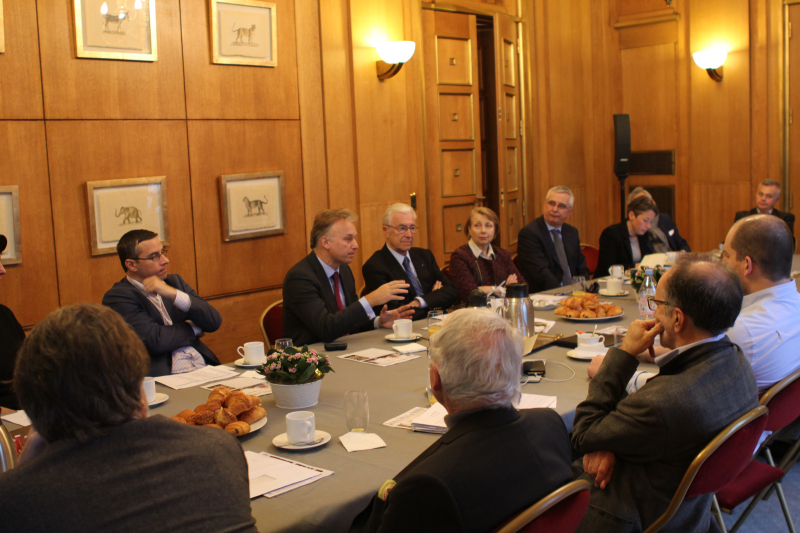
238, 341, 265, 365
607, 278, 623, 295
286, 411, 315, 445
143, 377, 156, 404
393, 319, 413, 339
608, 264, 625, 279
577, 333, 604, 348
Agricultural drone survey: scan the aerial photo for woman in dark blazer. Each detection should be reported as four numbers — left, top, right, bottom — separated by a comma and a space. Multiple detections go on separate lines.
595, 196, 658, 278
448, 207, 523, 302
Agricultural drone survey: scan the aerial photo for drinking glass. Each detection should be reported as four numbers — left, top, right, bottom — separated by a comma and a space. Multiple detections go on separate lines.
427, 310, 444, 337
275, 338, 293, 351
344, 391, 369, 432
572, 276, 586, 298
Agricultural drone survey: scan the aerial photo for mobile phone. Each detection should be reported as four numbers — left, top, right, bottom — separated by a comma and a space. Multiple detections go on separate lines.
324, 342, 347, 351
522, 360, 546, 376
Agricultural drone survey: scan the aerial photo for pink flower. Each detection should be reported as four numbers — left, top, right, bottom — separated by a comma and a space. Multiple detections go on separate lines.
289, 368, 297, 373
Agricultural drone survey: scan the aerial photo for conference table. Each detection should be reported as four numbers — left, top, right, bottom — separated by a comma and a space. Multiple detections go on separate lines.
144, 282, 648, 533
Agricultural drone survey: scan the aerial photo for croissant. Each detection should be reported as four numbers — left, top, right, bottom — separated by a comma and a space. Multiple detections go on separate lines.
584, 293, 599, 302
195, 403, 213, 413
554, 306, 569, 316
227, 398, 252, 417
177, 410, 196, 420
189, 410, 215, 425
558, 298, 571, 305
247, 395, 261, 408
607, 305, 623, 316
596, 307, 607, 317
566, 309, 581, 318
225, 421, 251, 436
206, 401, 222, 413
203, 423, 224, 430
566, 297, 583, 310
171, 416, 188, 424
239, 406, 266, 425
214, 408, 237, 427
579, 309, 597, 319
224, 390, 247, 408
208, 387, 232, 405
583, 300, 599, 310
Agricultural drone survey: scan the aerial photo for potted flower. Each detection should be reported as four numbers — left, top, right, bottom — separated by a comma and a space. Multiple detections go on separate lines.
630, 265, 666, 293
256, 346, 334, 409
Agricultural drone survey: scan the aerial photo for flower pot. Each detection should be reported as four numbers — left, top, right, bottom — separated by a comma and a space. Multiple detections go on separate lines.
270, 379, 322, 409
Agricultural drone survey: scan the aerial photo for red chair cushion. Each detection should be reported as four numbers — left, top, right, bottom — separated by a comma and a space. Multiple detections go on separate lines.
519, 490, 590, 533
263, 304, 284, 346
716, 460, 785, 509
581, 246, 599, 278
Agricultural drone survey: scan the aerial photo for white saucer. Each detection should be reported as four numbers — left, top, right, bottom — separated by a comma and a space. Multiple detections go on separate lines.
237, 416, 267, 437
566, 349, 603, 361
235, 357, 266, 368
272, 430, 331, 450
385, 334, 422, 343
598, 289, 629, 297
148, 393, 169, 407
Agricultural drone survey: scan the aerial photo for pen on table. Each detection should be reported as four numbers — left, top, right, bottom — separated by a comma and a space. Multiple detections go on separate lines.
490, 280, 508, 294
553, 291, 571, 296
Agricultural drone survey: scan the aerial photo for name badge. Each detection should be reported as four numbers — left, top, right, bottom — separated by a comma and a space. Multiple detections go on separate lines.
668, 229, 675, 236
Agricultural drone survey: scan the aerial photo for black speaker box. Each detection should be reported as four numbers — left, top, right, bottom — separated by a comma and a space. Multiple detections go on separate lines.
613, 114, 631, 176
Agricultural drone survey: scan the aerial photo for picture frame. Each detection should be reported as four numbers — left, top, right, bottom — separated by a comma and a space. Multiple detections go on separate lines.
219, 171, 286, 241
86, 176, 169, 256
73, 0, 158, 62
0, 0, 5, 54
210, 0, 277, 67
0, 186, 21, 265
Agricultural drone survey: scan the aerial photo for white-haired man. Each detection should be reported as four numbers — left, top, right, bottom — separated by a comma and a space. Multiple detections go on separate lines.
735, 179, 795, 235
349, 308, 573, 533
518, 186, 589, 293
362, 203, 457, 321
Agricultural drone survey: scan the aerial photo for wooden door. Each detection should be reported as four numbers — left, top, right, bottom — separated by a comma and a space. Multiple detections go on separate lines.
789, 4, 800, 222
423, 9, 482, 266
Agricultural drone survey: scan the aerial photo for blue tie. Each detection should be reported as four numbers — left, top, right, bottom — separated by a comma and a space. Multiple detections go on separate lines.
403, 256, 425, 297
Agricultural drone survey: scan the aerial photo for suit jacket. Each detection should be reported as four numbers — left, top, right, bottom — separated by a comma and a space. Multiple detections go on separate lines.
448, 243, 523, 303
595, 221, 654, 279
517, 216, 589, 292
102, 274, 222, 377
283, 252, 374, 346
654, 213, 691, 252
735, 207, 795, 235
572, 340, 758, 533
350, 407, 573, 533
362, 245, 457, 321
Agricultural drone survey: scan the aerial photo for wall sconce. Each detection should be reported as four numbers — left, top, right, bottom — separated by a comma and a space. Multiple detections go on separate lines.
376, 41, 416, 81
692, 50, 727, 82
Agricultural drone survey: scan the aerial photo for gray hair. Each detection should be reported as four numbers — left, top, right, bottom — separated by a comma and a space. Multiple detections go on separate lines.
546, 186, 574, 208
760, 179, 781, 198
381, 203, 417, 226
627, 186, 651, 207
428, 308, 522, 409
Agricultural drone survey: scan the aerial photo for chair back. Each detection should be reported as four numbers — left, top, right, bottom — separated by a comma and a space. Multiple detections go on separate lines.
442, 264, 451, 280
493, 479, 591, 533
259, 300, 284, 348
642, 406, 769, 533
580, 244, 599, 277
512, 253, 520, 271
758, 367, 800, 433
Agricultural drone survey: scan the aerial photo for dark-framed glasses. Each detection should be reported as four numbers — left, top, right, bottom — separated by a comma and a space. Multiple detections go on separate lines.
646, 296, 670, 311
134, 249, 168, 263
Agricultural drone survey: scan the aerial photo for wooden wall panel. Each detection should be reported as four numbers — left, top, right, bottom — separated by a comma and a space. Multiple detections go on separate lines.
37, 0, 186, 119
186, 120, 306, 297
619, 0, 669, 17
689, 181, 751, 250
0, 0, 43, 119
47, 121, 197, 305
0, 122, 58, 326
181, 0, 299, 119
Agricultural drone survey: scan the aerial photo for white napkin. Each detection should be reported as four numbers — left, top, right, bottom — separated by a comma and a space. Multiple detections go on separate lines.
1, 410, 31, 427
392, 343, 427, 354
339, 432, 387, 452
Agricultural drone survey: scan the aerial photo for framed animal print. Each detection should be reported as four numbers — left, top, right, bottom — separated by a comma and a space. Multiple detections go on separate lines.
86, 176, 169, 256
73, 0, 158, 61
210, 0, 277, 67
0, 186, 21, 265
219, 171, 285, 241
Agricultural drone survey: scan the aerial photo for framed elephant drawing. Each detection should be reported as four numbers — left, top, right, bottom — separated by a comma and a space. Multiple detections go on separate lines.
86, 176, 169, 256
219, 171, 285, 241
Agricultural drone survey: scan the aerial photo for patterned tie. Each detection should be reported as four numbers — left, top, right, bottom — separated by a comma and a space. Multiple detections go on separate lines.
331, 272, 345, 311
551, 229, 572, 287
403, 256, 425, 297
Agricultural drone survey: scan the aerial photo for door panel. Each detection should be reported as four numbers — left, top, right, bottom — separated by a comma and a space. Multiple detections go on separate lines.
789, 5, 800, 228
438, 93, 475, 140
436, 37, 472, 85
441, 149, 477, 197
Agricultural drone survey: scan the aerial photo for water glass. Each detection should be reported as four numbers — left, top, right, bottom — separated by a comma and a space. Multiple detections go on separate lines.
572, 276, 586, 298
275, 338, 293, 351
427, 310, 444, 337
344, 391, 369, 432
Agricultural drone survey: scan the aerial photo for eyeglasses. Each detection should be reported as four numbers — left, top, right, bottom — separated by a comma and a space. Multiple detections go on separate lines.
133, 249, 168, 263
388, 225, 417, 234
546, 200, 570, 211
646, 296, 670, 311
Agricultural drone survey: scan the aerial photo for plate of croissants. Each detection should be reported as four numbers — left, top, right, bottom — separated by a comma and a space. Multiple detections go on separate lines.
170, 387, 267, 437
554, 294, 624, 321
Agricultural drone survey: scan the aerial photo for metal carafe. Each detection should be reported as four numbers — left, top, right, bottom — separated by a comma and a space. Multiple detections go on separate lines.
496, 283, 537, 353
0, 420, 17, 472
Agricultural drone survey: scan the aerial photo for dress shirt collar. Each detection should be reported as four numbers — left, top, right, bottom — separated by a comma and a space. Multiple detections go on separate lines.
654, 333, 725, 368
127, 275, 154, 296
316, 255, 339, 279
468, 239, 495, 260
742, 279, 796, 309
386, 244, 410, 267
545, 221, 563, 234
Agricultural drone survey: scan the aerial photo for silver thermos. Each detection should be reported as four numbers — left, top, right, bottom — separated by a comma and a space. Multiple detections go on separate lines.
496, 283, 538, 353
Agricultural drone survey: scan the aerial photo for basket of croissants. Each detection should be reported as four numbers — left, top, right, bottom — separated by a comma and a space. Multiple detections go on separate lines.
170, 387, 266, 436
554, 293, 623, 319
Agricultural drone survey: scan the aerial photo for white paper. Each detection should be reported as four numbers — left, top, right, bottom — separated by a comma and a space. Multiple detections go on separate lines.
392, 343, 427, 354
640, 253, 669, 268
245, 451, 333, 499
238, 370, 265, 379
155, 366, 239, 390
338, 350, 420, 367
383, 407, 430, 430
597, 326, 627, 335
200, 377, 266, 391
339, 432, 387, 452
1, 410, 31, 427
411, 402, 448, 434
534, 318, 556, 333
514, 393, 557, 410
529, 294, 565, 304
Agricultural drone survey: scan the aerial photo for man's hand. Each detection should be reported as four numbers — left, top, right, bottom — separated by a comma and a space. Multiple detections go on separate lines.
378, 304, 415, 329
408, 300, 421, 308
587, 355, 605, 378
142, 276, 178, 301
619, 320, 664, 359
583, 450, 616, 489
365, 281, 409, 308
432, 280, 443, 291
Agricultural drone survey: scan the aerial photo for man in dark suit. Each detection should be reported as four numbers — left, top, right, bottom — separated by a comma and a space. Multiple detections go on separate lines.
517, 186, 589, 293
350, 308, 573, 533
283, 208, 414, 346
572, 256, 758, 533
103, 230, 222, 377
363, 204, 457, 321
628, 187, 691, 252
734, 179, 795, 235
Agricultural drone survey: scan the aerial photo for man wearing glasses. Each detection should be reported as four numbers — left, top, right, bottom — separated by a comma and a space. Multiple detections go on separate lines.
103, 230, 222, 376
517, 186, 589, 293
362, 204, 457, 321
